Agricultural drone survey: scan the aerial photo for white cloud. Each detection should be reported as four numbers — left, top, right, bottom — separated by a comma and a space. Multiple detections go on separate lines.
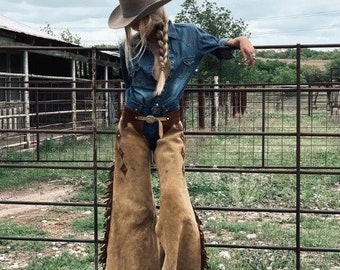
1, 0, 340, 46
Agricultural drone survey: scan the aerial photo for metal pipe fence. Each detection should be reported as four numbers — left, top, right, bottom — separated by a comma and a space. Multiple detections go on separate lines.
0, 44, 339, 269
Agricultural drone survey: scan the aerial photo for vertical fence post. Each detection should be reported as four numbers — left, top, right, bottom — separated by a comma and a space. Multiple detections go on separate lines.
198, 78, 205, 129
71, 59, 77, 130
91, 47, 99, 270
104, 66, 109, 127
212, 76, 219, 131
295, 43, 302, 270
261, 89, 266, 168
23, 50, 31, 148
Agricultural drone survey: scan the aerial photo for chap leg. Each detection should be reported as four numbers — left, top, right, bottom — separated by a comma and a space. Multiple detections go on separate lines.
105, 122, 160, 270
154, 122, 201, 270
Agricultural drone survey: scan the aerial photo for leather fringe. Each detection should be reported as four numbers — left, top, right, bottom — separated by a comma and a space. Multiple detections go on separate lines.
99, 165, 115, 269
193, 207, 210, 270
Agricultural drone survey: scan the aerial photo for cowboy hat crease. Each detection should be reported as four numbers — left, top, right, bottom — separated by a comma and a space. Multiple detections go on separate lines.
108, 0, 172, 29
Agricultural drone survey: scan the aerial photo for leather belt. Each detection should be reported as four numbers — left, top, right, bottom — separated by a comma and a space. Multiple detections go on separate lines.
121, 107, 180, 139
135, 115, 170, 138
135, 115, 169, 124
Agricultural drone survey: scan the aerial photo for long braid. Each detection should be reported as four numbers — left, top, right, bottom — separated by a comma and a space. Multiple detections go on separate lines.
155, 21, 169, 96
123, 7, 169, 96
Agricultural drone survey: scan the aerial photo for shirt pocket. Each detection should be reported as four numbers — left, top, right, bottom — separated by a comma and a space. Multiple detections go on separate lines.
129, 62, 156, 89
183, 57, 195, 66
176, 56, 196, 79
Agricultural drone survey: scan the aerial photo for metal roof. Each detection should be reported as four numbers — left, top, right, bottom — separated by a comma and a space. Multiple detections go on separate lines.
0, 14, 120, 59
0, 14, 65, 43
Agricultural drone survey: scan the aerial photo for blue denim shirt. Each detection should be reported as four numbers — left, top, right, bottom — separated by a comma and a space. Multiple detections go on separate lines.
120, 21, 235, 116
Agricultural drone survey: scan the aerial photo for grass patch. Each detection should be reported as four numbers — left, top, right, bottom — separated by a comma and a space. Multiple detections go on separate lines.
0, 221, 49, 253
301, 216, 340, 248
23, 249, 94, 270
187, 172, 296, 208
0, 134, 112, 192
72, 209, 105, 233
207, 248, 296, 269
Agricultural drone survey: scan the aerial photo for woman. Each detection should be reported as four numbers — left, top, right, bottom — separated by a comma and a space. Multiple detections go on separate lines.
101, 0, 255, 269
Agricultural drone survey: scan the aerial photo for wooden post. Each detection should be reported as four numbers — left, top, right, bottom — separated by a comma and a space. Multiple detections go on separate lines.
71, 59, 77, 130
198, 78, 205, 129
104, 66, 109, 127
225, 81, 230, 124
212, 76, 219, 131
23, 50, 31, 148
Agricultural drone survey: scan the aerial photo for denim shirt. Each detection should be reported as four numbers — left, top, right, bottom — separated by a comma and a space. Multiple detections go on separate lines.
120, 21, 235, 116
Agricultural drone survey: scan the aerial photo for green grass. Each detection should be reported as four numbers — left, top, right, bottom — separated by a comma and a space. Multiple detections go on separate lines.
72, 209, 105, 234
23, 249, 95, 270
0, 133, 114, 191
207, 248, 296, 269
0, 222, 49, 254
187, 172, 296, 208
0, 107, 339, 269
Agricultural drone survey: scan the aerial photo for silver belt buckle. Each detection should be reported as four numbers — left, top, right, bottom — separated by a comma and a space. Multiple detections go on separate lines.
145, 115, 157, 124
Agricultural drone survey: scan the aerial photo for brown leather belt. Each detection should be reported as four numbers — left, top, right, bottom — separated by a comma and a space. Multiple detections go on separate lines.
121, 107, 180, 138
135, 115, 169, 124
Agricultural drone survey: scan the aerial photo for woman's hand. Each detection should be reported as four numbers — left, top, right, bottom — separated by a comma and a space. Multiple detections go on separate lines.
227, 36, 256, 67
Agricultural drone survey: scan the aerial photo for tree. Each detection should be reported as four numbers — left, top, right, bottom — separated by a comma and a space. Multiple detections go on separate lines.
302, 65, 328, 83
40, 23, 56, 37
175, 0, 250, 83
40, 23, 81, 45
60, 29, 81, 45
175, 0, 248, 37
327, 58, 340, 81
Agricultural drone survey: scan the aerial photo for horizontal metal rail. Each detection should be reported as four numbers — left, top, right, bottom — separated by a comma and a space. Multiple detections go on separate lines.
0, 43, 339, 270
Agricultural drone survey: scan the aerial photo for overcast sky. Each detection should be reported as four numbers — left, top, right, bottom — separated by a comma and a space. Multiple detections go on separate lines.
2, 0, 340, 48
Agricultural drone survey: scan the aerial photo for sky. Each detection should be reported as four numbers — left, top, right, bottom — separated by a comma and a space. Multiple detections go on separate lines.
1, 0, 340, 48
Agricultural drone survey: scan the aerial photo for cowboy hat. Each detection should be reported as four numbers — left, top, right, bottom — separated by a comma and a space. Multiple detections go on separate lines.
108, 0, 172, 29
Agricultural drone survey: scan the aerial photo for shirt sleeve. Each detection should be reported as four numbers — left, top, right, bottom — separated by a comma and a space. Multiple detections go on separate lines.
212, 38, 236, 60
195, 25, 235, 60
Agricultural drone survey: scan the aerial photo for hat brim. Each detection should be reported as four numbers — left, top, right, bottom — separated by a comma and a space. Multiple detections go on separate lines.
108, 0, 171, 29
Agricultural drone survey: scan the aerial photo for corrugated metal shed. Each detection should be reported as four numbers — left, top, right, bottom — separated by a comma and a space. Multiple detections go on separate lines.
0, 14, 77, 46
0, 14, 60, 41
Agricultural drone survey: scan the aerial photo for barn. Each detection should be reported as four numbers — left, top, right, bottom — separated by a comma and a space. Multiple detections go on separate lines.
0, 15, 121, 148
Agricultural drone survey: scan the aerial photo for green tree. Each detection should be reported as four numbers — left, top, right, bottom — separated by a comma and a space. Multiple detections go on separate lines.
175, 0, 250, 83
60, 29, 81, 45
272, 66, 296, 84
41, 23, 81, 45
175, 0, 248, 37
40, 23, 56, 37
327, 58, 340, 81
302, 65, 328, 83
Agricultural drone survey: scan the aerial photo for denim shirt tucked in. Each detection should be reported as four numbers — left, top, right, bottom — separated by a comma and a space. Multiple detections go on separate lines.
120, 21, 235, 116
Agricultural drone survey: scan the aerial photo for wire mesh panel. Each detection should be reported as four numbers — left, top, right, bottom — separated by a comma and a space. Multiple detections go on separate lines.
0, 45, 339, 270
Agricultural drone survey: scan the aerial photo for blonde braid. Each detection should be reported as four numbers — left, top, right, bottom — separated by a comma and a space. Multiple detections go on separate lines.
155, 21, 169, 96
123, 7, 169, 96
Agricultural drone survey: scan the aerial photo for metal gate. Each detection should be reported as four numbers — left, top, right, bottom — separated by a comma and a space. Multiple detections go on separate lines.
0, 44, 339, 269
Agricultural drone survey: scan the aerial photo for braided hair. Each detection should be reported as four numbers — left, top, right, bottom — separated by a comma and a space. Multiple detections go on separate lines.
124, 7, 169, 96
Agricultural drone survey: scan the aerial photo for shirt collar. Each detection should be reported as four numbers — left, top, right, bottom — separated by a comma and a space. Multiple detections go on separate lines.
167, 20, 179, 40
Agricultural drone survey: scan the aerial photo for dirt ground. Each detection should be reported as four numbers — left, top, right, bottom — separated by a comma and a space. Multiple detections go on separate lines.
0, 183, 76, 219
0, 183, 91, 269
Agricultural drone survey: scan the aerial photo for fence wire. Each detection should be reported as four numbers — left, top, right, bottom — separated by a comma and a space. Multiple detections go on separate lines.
0, 45, 339, 270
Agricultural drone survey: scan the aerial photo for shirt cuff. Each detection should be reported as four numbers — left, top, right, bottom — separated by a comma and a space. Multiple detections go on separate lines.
219, 38, 230, 47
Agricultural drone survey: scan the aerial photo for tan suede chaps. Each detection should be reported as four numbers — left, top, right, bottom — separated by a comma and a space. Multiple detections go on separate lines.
100, 108, 208, 270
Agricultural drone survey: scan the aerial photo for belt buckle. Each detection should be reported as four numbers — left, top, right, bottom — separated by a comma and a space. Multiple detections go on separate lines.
145, 115, 157, 124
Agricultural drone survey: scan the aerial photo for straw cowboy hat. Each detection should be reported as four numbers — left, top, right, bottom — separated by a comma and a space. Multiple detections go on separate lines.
108, 0, 172, 29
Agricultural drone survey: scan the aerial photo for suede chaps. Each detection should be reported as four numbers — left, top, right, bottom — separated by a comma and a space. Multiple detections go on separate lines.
100, 108, 208, 270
